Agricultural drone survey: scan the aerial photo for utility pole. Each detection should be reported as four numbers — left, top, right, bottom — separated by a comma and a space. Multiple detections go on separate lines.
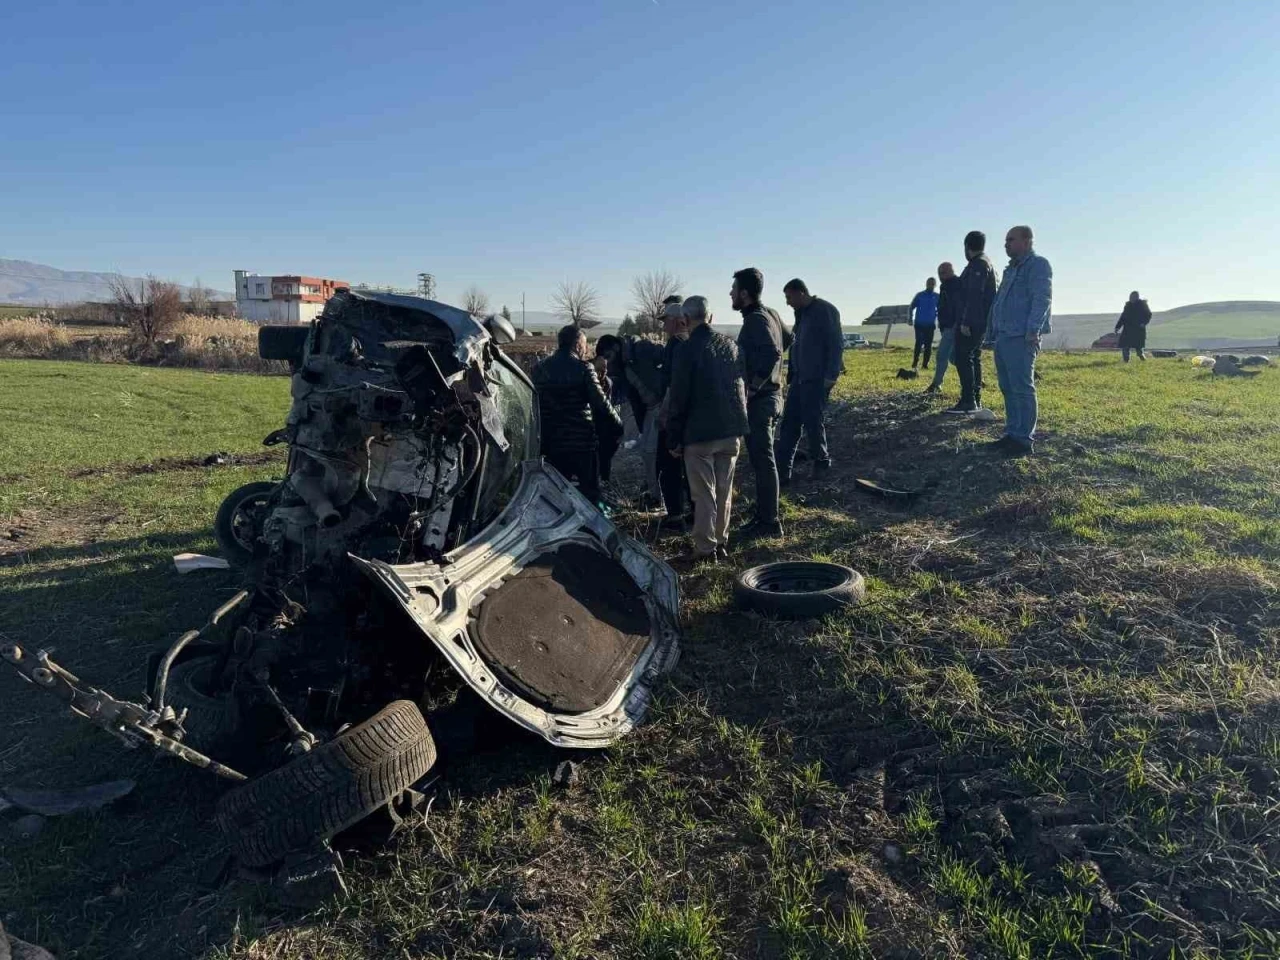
521, 292, 526, 333
417, 273, 436, 300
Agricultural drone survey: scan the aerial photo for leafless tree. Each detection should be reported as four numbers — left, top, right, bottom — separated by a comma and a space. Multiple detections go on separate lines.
187, 278, 213, 316
550, 281, 603, 329
110, 274, 183, 348
462, 285, 491, 318
630, 269, 682, 335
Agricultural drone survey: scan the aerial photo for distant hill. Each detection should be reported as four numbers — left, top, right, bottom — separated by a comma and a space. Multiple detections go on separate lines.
871, 300, 1280, 350
0, 259, 231, 305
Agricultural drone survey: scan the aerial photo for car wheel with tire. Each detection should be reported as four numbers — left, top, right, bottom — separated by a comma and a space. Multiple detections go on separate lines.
214, 700, 437, 867
213, 481, 278, 564
733, 561, 866, 619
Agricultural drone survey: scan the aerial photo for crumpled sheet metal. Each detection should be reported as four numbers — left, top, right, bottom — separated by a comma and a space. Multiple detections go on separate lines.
342, 289, 490, 370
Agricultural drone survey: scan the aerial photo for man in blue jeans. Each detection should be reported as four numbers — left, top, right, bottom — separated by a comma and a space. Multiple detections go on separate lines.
985, 225, 1053, 456
909, 277, 939, 369
926, 261, 961, 394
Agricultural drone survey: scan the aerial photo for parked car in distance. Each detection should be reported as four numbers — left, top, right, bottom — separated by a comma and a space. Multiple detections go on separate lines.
843, 333, 868, 348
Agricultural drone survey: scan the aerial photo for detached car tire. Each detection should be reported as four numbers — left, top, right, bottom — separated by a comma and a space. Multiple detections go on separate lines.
733, 561, 866, 619
166, 656, 238, 754
215, 700, 436, 867
213, 481, 278, 564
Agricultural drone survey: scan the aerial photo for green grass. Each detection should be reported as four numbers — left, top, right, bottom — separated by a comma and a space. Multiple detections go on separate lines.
1, 351, 1279, 959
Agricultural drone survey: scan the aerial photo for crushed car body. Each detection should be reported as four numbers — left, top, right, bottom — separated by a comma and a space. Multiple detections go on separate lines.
2, 288, 680, 868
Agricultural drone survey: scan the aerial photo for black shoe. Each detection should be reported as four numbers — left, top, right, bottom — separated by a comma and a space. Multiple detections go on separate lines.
658, 514, 688, 533
1003, 439, 1034, 458
924, 384, 940, 394
740, 519, 784, 540
778, 474, 793, 489
986, 436, 1014, 451
946, 401, 977, 414
717, 545, 730, 562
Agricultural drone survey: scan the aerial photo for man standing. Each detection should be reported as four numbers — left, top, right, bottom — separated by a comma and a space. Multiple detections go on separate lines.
594, 329, 666, 501
655, 301, 692, 525
733, 267, 788, 539
776, 278, 843, 488
985, 226, 1053, 455
666, 296, 748, 561
926, 262, 961, 394
949, 231, 998, 414
909, 277, 939, 369
532, 325, 622, 506
1115, 291, 1151, 362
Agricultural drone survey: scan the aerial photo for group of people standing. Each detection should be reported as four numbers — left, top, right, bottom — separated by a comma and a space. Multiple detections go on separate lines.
533, 267, 843, 561
910, 226, 1054, 456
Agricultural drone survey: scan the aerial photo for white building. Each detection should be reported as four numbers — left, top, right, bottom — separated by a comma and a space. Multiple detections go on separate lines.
234, 270, 349, 324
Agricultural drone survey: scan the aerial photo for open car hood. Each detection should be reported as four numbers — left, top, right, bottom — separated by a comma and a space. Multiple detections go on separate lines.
350, 461, 680, 748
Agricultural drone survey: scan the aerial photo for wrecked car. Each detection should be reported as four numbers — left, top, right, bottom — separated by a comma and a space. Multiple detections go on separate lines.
2, 289, 680, 872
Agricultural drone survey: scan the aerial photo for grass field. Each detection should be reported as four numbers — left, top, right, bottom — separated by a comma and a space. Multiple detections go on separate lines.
1, 351, 1279, 959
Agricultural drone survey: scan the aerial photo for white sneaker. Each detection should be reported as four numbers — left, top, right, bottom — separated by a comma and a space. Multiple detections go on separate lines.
971, 407, 997, 422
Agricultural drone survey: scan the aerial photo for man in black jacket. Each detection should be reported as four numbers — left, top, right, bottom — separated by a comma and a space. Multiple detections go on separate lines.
949, 231, 998, 414
926, 262, 962, 394
777, 278, 843, 488
667, 296, 748, 560
533, 325, 621, 506
595, 329, 666, 501
732, 267, 789, 540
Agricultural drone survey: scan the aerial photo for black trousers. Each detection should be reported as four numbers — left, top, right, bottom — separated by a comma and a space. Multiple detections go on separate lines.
655, 428, 688, 518
912, 326, 934, 369
745, 393, 782, 522
776, 381, 830, 479
544, 449, 601, 505
596, 420, 623, 483
953, 330, 984, 406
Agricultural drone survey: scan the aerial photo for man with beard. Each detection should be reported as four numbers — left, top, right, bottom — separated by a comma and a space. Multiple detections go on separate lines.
948, 231, 997, 415
776, 278, 843, 486
732, 267, 789, 540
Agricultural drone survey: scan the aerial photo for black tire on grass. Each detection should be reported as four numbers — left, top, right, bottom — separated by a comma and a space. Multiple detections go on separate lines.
215, 700, 437, 867
733, 561, 866, 619
213, 481, 277, 564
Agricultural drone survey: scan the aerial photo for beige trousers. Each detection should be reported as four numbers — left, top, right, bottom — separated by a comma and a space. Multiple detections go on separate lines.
683, 437, 741, 556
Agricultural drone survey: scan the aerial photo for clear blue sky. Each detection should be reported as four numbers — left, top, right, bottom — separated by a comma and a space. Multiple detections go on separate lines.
3, 0, 1277, 320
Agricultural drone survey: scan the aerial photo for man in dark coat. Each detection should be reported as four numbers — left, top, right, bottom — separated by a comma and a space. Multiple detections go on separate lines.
927, 262, 962, 394
777, 278, 843, 487
532, 325, 621, 507
948, 230, 998, 414
1116, 291, 1152, 362
667, 296, 748, 560
733, 267, 790, 539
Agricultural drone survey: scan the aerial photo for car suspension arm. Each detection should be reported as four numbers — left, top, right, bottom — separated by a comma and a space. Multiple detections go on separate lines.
1, 643, 248, 782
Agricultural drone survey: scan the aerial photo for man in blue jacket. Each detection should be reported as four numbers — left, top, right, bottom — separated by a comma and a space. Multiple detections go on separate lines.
985, 225, 1053, 456
776, 278, 843, 488
909, 277, 939, 370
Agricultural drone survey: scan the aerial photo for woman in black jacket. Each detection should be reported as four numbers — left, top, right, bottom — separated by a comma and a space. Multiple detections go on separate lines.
1116, 291, 1152, 362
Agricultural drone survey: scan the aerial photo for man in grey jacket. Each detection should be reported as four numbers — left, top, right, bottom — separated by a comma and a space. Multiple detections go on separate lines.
985, 225, 1053, 456
776, 278, 843, 486
733, 267, 789, 540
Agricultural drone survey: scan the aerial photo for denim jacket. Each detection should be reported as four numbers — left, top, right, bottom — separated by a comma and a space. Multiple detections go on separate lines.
986, 252, 1053, 341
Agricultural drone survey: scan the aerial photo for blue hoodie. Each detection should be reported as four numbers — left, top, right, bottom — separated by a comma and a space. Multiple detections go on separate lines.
910, 289, 939, 327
